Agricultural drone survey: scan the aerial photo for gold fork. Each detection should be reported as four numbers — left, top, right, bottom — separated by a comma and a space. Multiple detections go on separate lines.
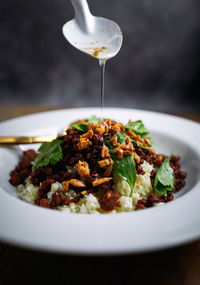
0, 136, 57, 145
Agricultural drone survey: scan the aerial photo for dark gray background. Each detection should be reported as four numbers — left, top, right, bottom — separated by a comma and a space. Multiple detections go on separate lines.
1, 0, 200, 112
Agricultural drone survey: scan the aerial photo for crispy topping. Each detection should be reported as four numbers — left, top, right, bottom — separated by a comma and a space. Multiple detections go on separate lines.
112, 146, 123, 159
133, 152, 140, 164
62, 181, 70, 192
144, 138, 152, 147
98, 159, 111, 168
150, 149, 156, 154
111, 138, 134, 159
157, 154, 164, 161
106, 119, 112, 127
125, 136, 134, 148
109, 121, 124, 132
110, 134, 118, 146
119, 141, 134, 152
81, 129, 94, 139
103, 159, 114, 177
127, 129, 152, 147
95, 127, 106, 135
77, 137, 92, 150
69, 179, 86, 188
127, 129, 142, 142
92, 177, 113, 187
101, 144, 110, 158
87, 122, 96, 130
93, 119, 124, 135
76, 160, 90, 178
123, 150, 133, 156
62, 179, 86, 191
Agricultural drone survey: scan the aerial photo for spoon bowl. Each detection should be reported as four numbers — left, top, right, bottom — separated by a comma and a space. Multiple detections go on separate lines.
63, 0, 123, 60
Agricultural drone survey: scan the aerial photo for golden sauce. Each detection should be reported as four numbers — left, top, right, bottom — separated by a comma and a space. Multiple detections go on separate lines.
93, 46, 107, 57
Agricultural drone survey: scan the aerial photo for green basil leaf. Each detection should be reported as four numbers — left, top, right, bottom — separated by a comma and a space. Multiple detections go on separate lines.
33, 138, 63, 169
71, 123, 87, 132
87, 115, 101, 124
116, 132, 127, 143
125, 120, 149, 137
113, 155, 136, 196
106, 135, 136, 196
154, 157, 175, 195
71, 116, 100, 132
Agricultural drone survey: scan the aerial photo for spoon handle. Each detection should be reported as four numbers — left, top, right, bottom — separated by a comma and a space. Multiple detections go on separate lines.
0, 136, 57, 145
71, 0, 93, 32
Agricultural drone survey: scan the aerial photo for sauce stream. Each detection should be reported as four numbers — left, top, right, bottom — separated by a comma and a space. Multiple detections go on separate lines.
99, 59, 106, 119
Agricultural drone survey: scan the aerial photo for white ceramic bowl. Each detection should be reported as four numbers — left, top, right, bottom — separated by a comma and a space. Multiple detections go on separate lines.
0, 108, 199, 255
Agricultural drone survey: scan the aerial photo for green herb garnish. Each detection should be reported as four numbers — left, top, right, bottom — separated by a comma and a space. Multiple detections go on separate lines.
71, 123, 87, 132
125, 120, 155, 148
33, 138, 63, 169
106, 133, 136, 196
154, 157, 175, 195
116, 132, 127, 143
125, 120, 149, 137
71, 116, 101, 132
113, 155, 136, 196
87, 115, 101, 124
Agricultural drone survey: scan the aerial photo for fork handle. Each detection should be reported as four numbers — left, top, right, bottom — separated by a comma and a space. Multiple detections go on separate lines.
0, 136, 56, 145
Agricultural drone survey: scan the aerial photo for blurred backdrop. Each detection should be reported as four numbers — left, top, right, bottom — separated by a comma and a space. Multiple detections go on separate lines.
1, 0, 200, 112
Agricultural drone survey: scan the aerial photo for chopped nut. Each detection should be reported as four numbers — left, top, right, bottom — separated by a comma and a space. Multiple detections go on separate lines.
106, 119, 112, 127
63, 179, 86, 191
62, 181, 70, 192
133, 152, 140, 163
144, 138, 152, 147
127, 129, 141, 142
92, 177, 113, 187
103, 159, 114, 177
111, 122, 124, 132
77, 137, 92, 150
157, 155, 163, 161
98, 159, 110, 168
95, 127, 105, 135
119, 142, 126, 149
87, 122, 96, 130
69, 179, 86, 188
81, 129, 94, 139
123, 150, 133, 156
112, 146, 123, 159
101, 144, 110, 158
110, 135, 118, 146
125, 137, 134, 151
76, 160, 90, 177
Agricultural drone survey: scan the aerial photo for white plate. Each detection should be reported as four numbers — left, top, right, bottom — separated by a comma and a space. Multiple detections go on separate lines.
0, 108, 200, 255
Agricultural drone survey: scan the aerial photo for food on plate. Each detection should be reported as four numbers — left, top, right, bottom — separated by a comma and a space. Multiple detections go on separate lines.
9, 116, 187, 213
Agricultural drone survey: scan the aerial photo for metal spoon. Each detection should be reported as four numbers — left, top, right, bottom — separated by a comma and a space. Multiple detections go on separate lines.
62, 0, 123, 60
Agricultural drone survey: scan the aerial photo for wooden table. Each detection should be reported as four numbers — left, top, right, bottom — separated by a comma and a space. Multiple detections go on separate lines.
0, 105, 200, 285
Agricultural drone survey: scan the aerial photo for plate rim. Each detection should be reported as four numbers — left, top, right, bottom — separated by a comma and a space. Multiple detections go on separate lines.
0, 107, 200, 255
